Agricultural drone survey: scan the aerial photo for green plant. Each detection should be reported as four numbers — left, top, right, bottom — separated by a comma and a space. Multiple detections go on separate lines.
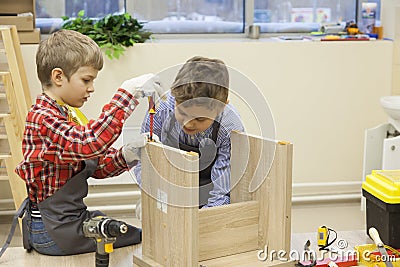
62, 10, 152, 59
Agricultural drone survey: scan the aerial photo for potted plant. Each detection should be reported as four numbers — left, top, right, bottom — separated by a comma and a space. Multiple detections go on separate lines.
62, 10, 152, 59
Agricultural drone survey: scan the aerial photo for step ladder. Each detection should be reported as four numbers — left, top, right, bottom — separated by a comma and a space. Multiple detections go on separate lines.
0, 25, 32, 227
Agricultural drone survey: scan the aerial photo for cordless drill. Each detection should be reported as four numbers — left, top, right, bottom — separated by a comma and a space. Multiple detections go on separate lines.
83, 216, 128, 267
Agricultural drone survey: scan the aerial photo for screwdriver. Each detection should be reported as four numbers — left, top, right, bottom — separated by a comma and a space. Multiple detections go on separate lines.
148, 94, 155, 141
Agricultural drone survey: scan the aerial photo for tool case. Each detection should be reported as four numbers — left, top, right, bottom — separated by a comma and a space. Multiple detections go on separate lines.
362, 170, 400, 248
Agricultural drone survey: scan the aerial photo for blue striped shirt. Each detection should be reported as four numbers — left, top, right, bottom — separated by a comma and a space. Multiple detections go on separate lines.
134, 93, 244, 208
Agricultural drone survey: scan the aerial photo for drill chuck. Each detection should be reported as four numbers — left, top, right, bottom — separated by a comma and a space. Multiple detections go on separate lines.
83, 216, 128, 239
102, 219, 128, 237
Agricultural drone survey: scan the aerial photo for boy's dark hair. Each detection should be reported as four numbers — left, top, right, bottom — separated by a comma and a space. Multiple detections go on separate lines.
36, 30, 103, 89
171, 56, 229, 108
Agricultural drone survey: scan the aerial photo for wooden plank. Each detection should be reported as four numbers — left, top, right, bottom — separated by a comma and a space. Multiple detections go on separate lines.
198, 201, 259, 261
3, 114, 26, 233
4, 114, 23, 159
255, 141, 292, 253
0, 1, 36, 17
4, 156, 26, 232
4, 115, 25, 199
0, 26, 31, 234
4, 155, 26, 209
0, 154, 11, 159
139, 142, 199, 267
0, 15, 34, 31
133, 249, 163, 267
230, 132, 293, 253
230, 132, 276, 203
199, 250, 296, 267
2, 72, 26, 134
230, 130, 253, 202
17, 28, 40, 44
0, 26, 32, 109
9, 25, 32, 105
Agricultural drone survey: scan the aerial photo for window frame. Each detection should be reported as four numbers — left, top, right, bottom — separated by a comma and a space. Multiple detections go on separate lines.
36, 0, 375, 38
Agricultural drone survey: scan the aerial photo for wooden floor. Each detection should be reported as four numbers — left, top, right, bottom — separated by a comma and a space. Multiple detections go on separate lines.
0, 222, 372, 267
1, 245, 140, 267
0, 215, 140, 267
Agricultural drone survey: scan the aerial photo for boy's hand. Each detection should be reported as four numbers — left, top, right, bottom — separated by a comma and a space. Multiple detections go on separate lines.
120, 73, 166, 100
122, 134, 148, 166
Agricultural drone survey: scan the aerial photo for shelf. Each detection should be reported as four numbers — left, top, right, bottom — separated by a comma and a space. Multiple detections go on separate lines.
0, 71, 10, 76
0, 198, 13, 205
0, 113, 10, 118
0, 154, 11, 159
0, 175, 8, 181
0, 209, 17, 216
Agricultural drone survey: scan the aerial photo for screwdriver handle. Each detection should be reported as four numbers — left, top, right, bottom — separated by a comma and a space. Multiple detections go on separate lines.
369, 227, 384, 247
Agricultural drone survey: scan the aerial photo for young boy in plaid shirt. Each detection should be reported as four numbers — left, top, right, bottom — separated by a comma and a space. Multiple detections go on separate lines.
13, 30, 165, 256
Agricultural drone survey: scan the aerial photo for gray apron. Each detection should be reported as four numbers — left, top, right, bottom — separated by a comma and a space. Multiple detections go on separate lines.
33, 158, 141, 255
163, 115, 225, 207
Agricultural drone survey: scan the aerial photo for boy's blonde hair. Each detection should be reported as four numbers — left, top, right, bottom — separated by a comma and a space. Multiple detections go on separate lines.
171, 56, 229, 108
36, 30, 103, 88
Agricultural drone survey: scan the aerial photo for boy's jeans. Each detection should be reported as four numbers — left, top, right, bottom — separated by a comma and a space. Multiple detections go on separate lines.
28, 216, 66, 256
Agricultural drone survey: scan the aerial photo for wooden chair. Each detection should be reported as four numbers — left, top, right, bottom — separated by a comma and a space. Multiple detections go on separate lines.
133, 131, 293, 267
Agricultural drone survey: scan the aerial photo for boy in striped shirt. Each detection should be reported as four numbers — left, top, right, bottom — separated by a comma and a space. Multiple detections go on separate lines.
134, 56, 244, 208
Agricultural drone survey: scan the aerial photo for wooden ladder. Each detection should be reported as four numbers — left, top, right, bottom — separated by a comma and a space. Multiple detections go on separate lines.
0, 25, 32, 227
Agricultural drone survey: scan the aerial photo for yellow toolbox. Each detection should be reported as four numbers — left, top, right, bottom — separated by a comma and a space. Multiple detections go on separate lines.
362, 170, 400, 248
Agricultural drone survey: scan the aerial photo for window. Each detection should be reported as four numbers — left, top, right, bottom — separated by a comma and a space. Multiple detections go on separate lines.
35, 0, 380, 35
36, 0, 125, 33
253, 0, 380, 33
129, 0, 244, 33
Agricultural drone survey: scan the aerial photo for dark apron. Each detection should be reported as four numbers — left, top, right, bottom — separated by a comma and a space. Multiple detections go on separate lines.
32, 158, 141, 255
163, 115, 221, 207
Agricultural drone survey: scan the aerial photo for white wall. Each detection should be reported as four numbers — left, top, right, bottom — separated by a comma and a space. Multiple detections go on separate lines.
20, 40, 393, 185
381, 0, 400, 95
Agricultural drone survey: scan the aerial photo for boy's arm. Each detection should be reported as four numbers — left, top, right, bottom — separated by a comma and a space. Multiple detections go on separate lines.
92, 133, 147, 179
40, 89, 138, 163
202, 137, 232, 208
38, 73, 166, 164
203, 108, 245, 208
92, 147, 129, 178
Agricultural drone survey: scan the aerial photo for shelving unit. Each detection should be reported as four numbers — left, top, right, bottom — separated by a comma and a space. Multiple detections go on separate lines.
0, 25, 31, 221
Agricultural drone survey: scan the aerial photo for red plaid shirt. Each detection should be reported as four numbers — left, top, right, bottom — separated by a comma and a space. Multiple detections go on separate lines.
15, 88, 139, 204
